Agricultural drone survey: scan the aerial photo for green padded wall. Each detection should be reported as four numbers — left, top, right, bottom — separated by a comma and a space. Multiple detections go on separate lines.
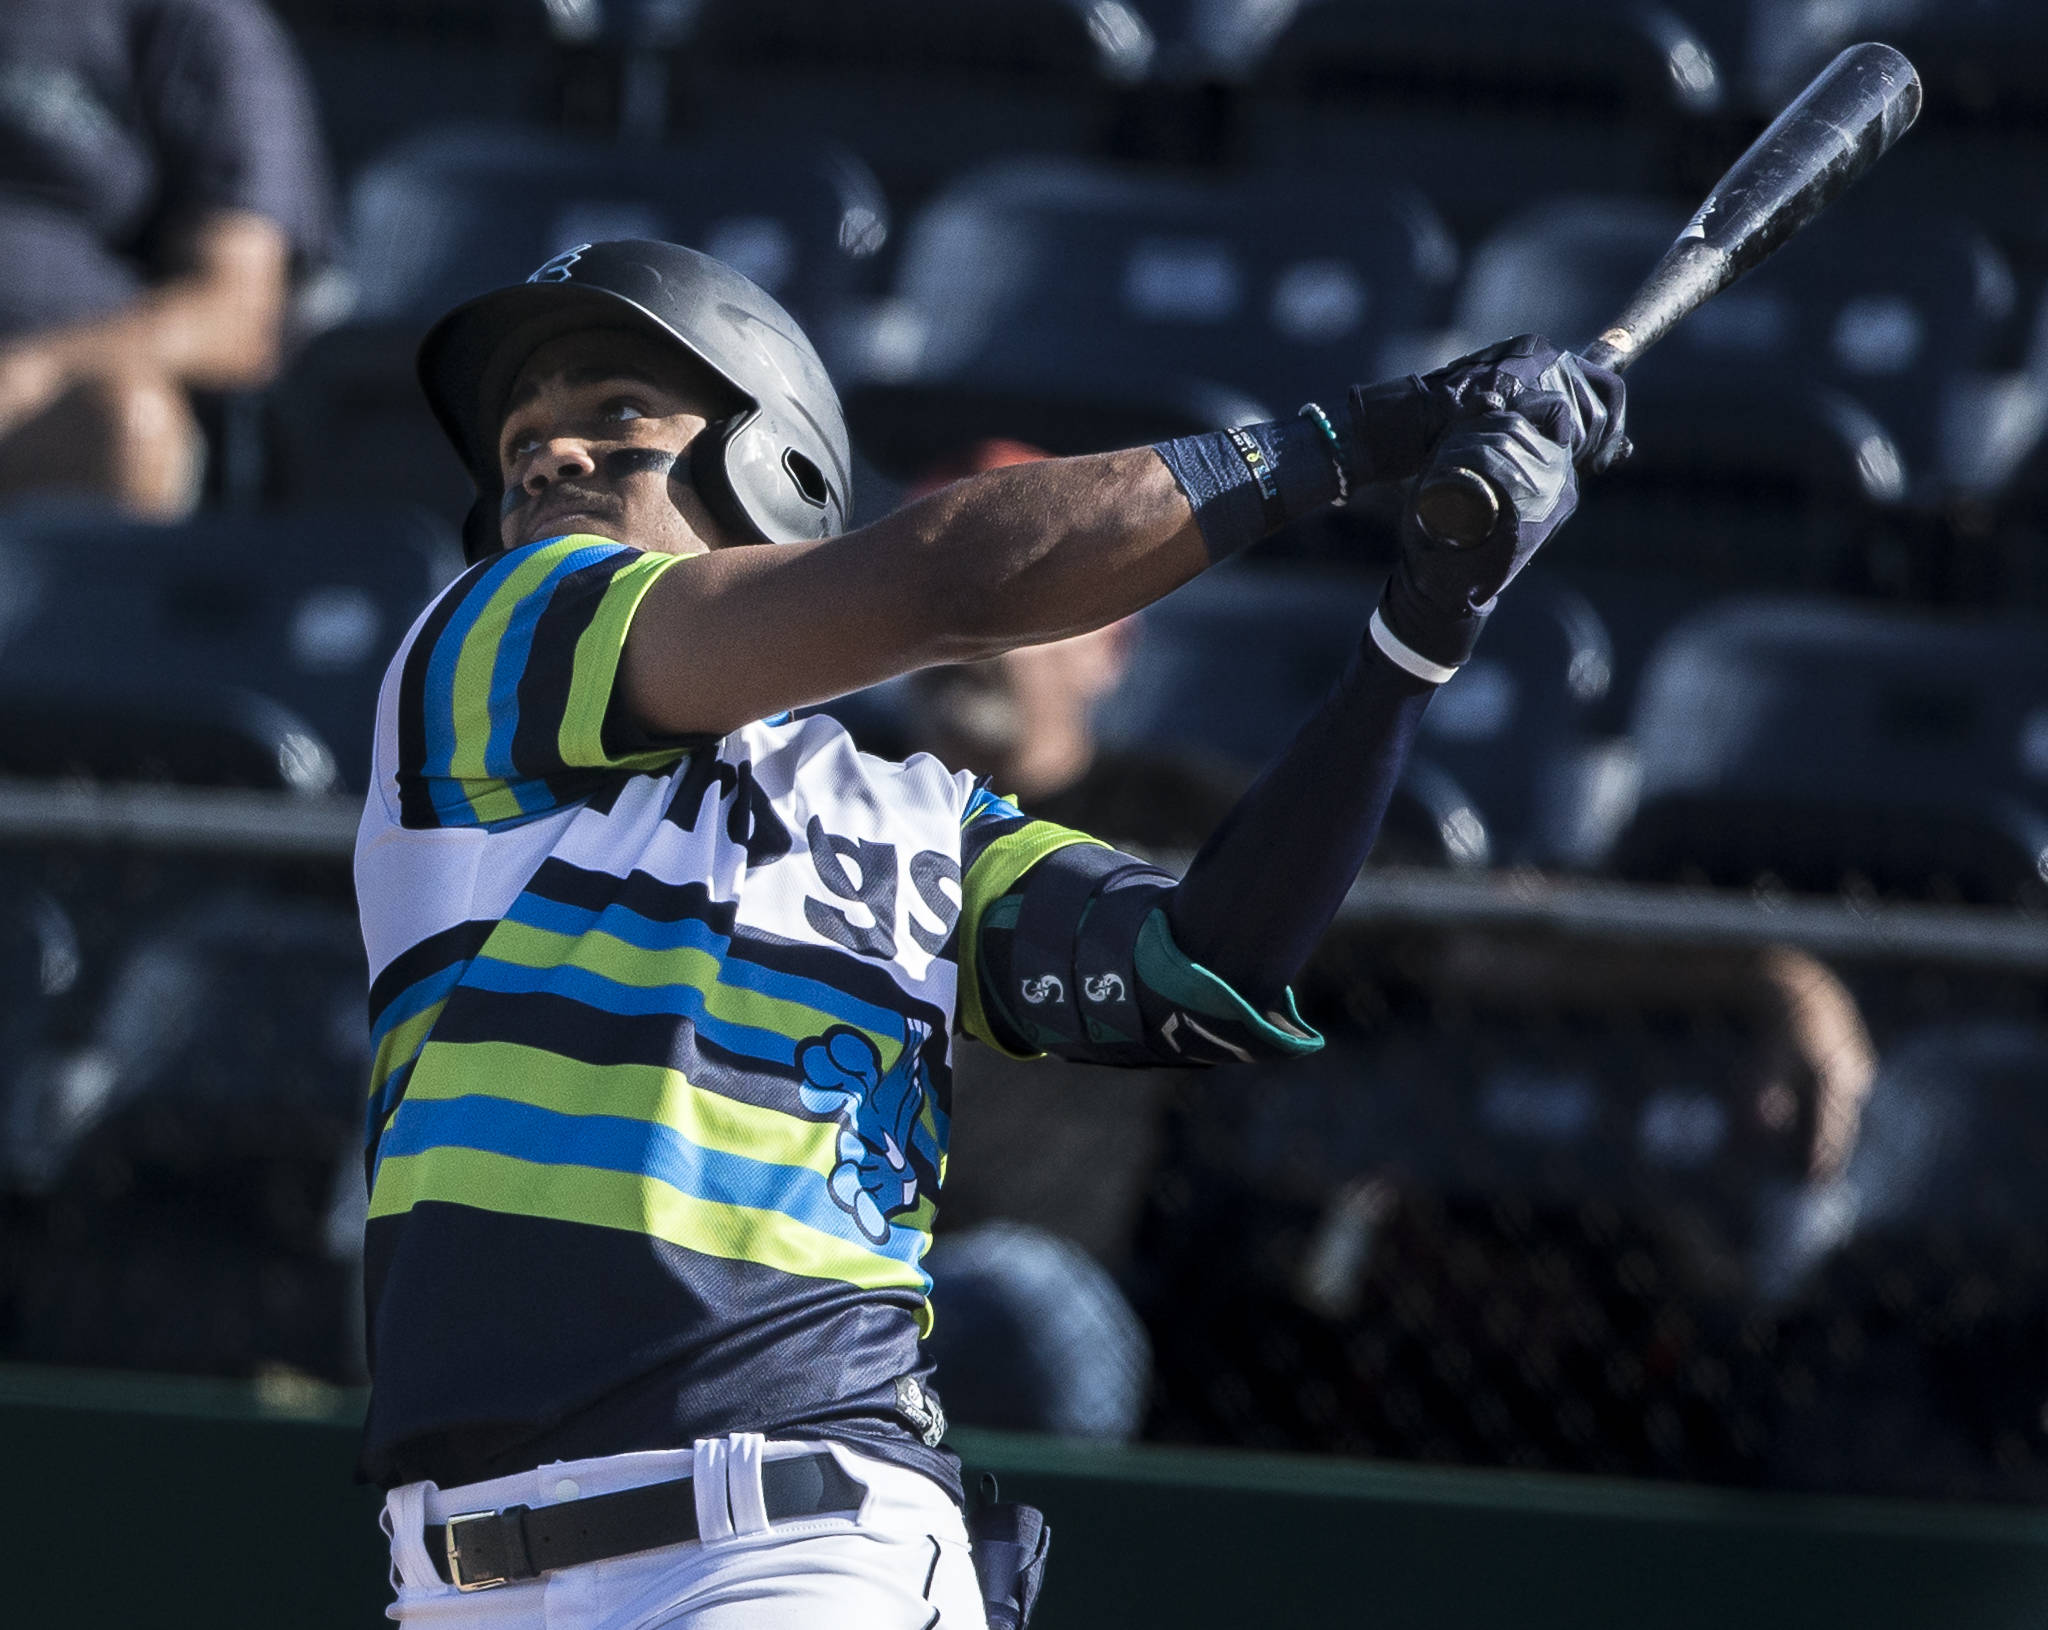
7, 1365, 2048, 1628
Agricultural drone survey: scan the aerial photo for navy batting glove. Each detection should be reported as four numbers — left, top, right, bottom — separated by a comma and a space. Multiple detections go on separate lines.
1343, 373, 1453, 487
1433, 333, 1632, 473
1375, 394, 1582, 676
1341, 334, 1628, 489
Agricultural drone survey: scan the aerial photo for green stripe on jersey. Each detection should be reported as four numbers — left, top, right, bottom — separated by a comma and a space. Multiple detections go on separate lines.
448, 542, 579, 784
561, 548, 679, 767
367, 1145, 933, 1318
481, 918, 904, 1065
403, 1040, 844, 1175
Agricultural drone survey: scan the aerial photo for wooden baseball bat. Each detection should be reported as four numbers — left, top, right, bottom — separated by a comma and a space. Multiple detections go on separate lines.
1413, 41, 1923, 548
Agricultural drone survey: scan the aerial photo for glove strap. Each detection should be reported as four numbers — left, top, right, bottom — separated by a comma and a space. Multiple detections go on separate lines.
1368, 607, 1459, 685
1376, 567, 1490, 673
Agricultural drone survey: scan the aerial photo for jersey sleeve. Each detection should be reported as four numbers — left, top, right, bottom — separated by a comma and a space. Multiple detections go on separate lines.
391, 535, 705, 831
955, 785, 1105, 1050
955, 785, 1322, 1067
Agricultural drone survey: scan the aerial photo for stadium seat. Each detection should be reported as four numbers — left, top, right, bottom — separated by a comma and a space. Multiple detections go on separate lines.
1453, 195, 2025, 502
842, 157, 1458, 474
6, 895, 371, 1380
269, 125, 889, 517
0, 886, 84, 1184
656, 0, 1158, 201
1219, 0, 1725, 237
1539, 365, 1922, 723
1759, 1022, 2048, 1501
1975, 416, 2048, 617
1606, 597, 2048, 904
0, 505, 461, 794
343, 123, 889, 326
1094, 563, 1619, 867
267, 0, 563, 175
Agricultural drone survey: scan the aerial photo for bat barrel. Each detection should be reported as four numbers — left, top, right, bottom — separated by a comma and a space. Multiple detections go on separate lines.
1593, 42, 1921, 367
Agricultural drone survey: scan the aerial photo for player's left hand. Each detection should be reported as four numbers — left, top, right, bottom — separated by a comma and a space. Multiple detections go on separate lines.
1436, 333, 1631, 474
1341, 334, 1630, 488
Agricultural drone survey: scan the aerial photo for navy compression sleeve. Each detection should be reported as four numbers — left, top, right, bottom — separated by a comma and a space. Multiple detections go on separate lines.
1165, 632, 1436, 1008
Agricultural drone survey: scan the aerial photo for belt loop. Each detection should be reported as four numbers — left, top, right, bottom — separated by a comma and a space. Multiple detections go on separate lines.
723, 1433, 771, 1536
691, 1437, 737, 1545
386, 1481, 442, 1592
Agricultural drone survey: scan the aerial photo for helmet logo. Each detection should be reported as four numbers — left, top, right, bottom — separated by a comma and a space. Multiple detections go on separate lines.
528, 245, 592, 284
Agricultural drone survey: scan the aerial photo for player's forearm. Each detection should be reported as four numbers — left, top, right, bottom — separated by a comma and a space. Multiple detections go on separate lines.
872, 447, 1208, 658
625, 447, 1208, 736
1166, 635, 1436, 1007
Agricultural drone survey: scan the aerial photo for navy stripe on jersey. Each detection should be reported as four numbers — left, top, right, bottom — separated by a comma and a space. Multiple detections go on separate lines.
369, 918, 497, 1031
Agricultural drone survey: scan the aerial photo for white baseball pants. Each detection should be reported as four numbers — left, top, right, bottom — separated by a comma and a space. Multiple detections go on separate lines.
380, 1434, 989, 1629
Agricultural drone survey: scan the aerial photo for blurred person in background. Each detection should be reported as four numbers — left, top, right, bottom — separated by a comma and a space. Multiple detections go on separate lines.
900, 440, 1249, 856
0, 0, 332, 517
895, 440, 1251, 1440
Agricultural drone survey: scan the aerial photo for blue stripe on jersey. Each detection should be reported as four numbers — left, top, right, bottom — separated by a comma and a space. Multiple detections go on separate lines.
371, 961, 469, 1047
461, 956, 803, 1066
962, 784, 1023, 827
484, 541, 620, 788
420, 546, 526, 791
501, 893, 907, 1039
365, 1057, 418, 1161
376, 1093, 930, 1277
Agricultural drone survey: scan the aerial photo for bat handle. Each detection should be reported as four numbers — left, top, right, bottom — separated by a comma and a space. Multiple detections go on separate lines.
1410, 332, 1637, 548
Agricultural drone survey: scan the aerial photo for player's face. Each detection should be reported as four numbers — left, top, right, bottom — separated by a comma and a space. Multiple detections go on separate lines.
495, 333, 734, 556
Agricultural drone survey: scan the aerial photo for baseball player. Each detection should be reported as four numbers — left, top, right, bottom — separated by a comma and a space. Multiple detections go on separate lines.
357, 239, 1624, 1627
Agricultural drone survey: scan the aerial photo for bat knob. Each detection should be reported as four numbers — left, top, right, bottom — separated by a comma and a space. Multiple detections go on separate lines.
1413, 466, 1500, 548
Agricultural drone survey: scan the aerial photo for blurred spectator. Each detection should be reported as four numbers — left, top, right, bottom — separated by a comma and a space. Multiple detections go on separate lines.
923, 1221, 1152, 1441
0, 0, 332, 516
900, 438, 1248, 853
1138, 932, 1880, 1480
906, 439, 1233, 1441
1762, 1023, 2048, 1503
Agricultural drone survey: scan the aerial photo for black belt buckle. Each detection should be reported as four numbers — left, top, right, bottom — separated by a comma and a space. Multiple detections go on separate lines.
443, 1506, 531, 1591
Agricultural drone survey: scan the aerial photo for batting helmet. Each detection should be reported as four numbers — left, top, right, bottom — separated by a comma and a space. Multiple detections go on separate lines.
417, 239, 853, 562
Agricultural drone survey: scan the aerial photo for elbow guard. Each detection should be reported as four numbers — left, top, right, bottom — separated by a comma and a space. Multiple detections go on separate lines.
980, 843, 1322, 1068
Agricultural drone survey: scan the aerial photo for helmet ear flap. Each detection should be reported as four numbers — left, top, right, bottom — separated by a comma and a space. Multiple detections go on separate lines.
687, 415, 773, 544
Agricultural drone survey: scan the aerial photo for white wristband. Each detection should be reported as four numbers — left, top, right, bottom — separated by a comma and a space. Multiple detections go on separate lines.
1369, 607, 1460, 685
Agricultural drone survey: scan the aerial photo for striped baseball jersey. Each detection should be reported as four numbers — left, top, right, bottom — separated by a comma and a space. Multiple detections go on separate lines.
355, 533, 1313, 1495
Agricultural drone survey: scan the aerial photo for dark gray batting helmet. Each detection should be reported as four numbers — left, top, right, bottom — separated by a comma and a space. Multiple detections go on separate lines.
417, 238, 853, 562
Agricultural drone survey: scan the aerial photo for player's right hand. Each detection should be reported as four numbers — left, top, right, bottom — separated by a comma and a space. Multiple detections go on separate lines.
1377, 395, 1582, 672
